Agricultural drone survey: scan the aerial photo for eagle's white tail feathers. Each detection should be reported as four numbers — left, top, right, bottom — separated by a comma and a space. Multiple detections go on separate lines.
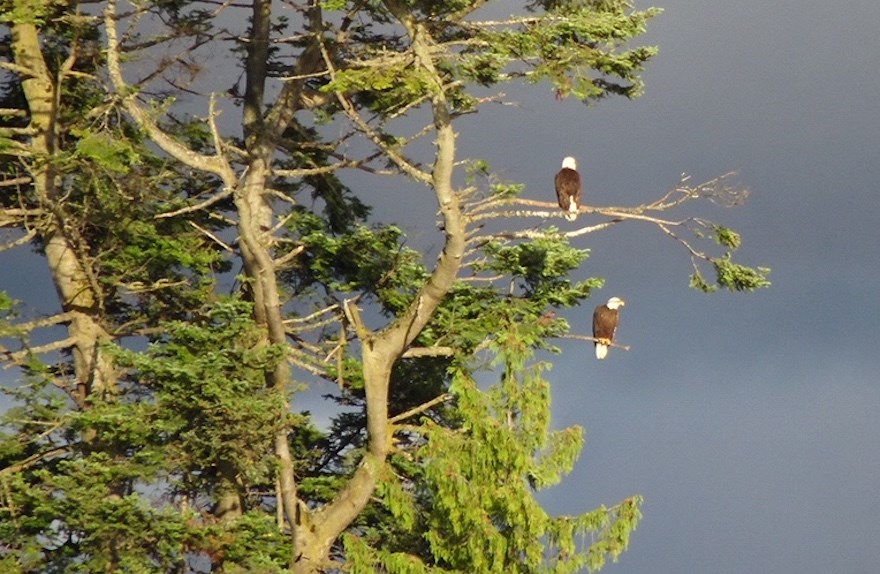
566, 203, 578, 221
595, 344, 608, 360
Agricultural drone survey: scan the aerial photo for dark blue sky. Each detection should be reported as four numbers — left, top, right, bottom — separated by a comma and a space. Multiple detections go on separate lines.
504, 2, 880, 573
3, 1, 879, 573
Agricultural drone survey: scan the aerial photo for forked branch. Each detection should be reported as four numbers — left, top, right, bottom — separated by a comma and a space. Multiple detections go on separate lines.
103, 0, 236, 187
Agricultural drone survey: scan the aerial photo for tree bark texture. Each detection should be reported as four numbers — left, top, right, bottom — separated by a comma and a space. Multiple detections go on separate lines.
10, 22, 116, 406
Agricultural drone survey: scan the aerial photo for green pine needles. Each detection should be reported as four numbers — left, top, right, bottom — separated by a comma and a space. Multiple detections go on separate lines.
342, 337, 642, 574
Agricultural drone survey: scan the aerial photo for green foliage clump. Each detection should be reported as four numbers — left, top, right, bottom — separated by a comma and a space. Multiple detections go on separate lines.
712, 256, 772, 292
481, 236, 598, 305
466, 3, 662, 102
288, 211, 428, 313
0, 299, 293, 572
71, 128, 140, 174
324, 65, 435, 113
343, 337, 642, 574
110, 299, 288, 486
688, 224, 770, 292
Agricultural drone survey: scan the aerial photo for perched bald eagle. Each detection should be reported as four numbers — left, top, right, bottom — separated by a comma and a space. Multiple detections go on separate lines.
555, 156, 582, 221
592, 297, 625, 360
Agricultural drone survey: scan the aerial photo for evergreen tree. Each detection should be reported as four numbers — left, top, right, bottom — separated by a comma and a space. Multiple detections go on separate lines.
0, 1, 769, 572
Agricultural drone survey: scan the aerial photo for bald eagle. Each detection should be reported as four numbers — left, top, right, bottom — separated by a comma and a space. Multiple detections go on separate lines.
592, 297, 625, 360
555, 156, 582, 221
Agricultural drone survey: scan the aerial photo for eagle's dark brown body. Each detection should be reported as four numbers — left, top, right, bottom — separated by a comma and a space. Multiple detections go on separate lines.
555, 157, 581, 221
592, 297, 625, 359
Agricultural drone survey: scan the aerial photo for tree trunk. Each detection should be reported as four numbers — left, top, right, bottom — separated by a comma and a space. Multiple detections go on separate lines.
11, 22, 116, 407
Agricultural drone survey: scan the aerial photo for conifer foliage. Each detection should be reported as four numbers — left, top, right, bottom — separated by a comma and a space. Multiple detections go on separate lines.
1, 0, 767, 572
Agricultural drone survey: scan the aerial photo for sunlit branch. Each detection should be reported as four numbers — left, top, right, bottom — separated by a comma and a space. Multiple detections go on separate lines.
273, 159, 362, 178
290, 335, 326, 357
563, 334, 631, 352
389, 393, 453, 424
0, 446, 69, 479
207, 92, 235, 173
401, 346, 455, 358
118, 278, 190, 293
285, 314, 342, 336
280, 68, 331, 81
0, 229, 38, 252
566, 219, 623, 237
461, 16, 549, 28
316, 35, 432, 185
273, 244, 305, 268
104, 0, 236, 186
0, 126, 36, 136
458, 274, 505, 283
288, 351, 328, 378
0, 61, 34, 76
1, 336, 78, 366
343, 298, 370, 340
154, 188, 234, 220
466, 219, 622, 245
8, 312, 76, 334
189, 221, 234, 252
284, 304, 341, 326
0, 177, 32, 190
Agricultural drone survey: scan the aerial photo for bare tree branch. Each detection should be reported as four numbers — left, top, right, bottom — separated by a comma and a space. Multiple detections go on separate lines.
103, 0, 236, 187
563, 334, 631, 351
153, 187, 235, 220
389, 393, 453, 424
0, 447, 69, 478
8, 312, 77, 334
317, 37, 432, 185
188, 221, 234, 252
0, 229, 38, 252
401, 346, 456, 358
1, 336, 79, 366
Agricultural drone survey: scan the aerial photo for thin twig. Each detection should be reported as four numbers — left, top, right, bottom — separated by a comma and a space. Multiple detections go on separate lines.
189, 221, 234, 252
563, 334, 631, 351
154, 188, 234, 220
284, 304, 341, 325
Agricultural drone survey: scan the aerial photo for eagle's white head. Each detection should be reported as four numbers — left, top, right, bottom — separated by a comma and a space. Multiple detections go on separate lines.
606, 296, 625, 310
561, 156, 577, 170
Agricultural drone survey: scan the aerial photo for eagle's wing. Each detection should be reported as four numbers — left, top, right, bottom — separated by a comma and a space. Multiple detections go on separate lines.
592, 305, 618, 342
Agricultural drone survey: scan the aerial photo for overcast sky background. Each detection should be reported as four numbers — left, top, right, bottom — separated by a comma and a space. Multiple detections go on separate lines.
498, 2, 879, 573
3, 1, 880, 573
